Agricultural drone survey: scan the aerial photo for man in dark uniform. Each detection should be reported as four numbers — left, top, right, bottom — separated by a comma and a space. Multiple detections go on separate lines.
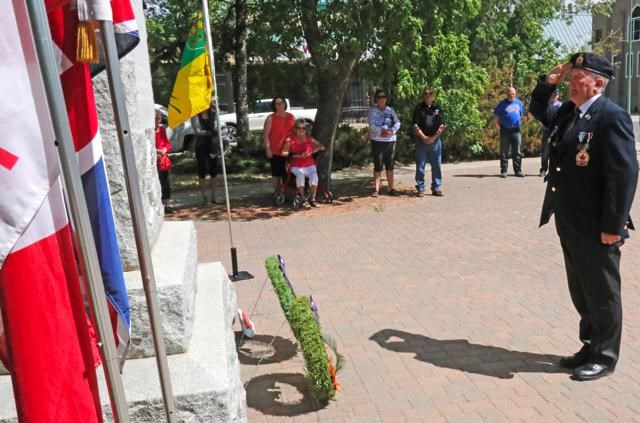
530, 52, 638, 381
412, 88, 446, 197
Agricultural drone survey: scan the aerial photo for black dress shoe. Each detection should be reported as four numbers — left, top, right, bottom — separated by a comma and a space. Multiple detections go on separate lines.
571, 363, 614, 381
559, 353, 589, 369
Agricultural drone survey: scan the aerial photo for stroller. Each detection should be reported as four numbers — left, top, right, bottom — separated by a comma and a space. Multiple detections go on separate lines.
272, 158, 334, 208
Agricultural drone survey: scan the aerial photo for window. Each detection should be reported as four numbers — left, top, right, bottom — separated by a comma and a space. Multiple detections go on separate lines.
595, 29, 603, 43
633, 6, 640, 41
626, 52, 633, 78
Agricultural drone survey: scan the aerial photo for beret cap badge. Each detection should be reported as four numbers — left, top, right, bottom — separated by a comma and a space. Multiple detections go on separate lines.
569, 51, 614, 78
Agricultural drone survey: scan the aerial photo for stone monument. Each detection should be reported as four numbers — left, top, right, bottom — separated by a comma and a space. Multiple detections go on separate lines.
0, 1, 246, 421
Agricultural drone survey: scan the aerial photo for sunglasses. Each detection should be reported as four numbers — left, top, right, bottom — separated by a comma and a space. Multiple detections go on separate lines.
376, 95, 387, 99
295, 126, 306, 130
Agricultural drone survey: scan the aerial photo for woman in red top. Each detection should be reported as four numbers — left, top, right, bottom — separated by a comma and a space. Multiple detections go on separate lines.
155, 112, 173, 213
283, 119, 325, 208
263, 96, 295, 192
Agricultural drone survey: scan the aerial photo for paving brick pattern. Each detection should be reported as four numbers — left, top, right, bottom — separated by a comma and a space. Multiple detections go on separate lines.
196, 158, 640, 422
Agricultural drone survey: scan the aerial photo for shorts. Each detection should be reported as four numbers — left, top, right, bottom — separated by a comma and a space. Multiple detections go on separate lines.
371, 140, 396, 172
270, 155, 287, 177
290, 165, 318, 187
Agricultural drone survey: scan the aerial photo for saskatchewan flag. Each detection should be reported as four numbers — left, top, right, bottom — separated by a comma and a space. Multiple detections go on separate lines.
168, 13, 213, 128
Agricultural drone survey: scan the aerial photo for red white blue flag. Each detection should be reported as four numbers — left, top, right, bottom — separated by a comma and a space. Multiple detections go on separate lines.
47, 0, 134, 366
0, 0, 103, 420
90, 0, 140, 77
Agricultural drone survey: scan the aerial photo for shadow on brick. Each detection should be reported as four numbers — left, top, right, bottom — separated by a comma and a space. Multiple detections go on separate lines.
370, 328, 568, 379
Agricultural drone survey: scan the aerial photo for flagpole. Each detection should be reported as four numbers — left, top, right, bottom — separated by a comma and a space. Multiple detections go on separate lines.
200, 0, 253, 281
24, 0, 130, 421
98, 20, 177, 423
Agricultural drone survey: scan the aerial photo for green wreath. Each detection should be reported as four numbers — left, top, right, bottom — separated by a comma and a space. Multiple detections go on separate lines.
265, 256, 341, 401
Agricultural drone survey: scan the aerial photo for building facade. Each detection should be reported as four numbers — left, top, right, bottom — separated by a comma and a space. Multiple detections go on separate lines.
593, 0, 640, 112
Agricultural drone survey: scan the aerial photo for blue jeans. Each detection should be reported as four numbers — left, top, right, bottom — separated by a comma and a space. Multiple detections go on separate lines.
499, 129, 522, 173
415, 138, 442, 192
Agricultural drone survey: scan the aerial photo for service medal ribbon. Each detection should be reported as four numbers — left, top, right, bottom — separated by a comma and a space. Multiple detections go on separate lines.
577, 131, 593, 144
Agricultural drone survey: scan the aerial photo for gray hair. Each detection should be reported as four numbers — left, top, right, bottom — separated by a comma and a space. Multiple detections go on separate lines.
589, 71, 609, 92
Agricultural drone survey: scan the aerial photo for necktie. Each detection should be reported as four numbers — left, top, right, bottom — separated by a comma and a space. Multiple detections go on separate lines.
565, 107, 580, 134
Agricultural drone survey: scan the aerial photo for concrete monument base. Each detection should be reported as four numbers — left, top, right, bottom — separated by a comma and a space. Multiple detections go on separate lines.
0, 262, 246, 422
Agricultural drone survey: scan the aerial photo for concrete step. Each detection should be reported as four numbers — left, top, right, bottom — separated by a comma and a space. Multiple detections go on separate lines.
0, 262, 246, 422
126, 221, 198, 359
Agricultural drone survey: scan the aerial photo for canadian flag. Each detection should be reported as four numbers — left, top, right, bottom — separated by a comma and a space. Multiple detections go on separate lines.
0, 0, 102, 421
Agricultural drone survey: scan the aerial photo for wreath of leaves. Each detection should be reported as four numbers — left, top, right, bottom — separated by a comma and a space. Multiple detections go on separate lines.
265, 256, 336, 401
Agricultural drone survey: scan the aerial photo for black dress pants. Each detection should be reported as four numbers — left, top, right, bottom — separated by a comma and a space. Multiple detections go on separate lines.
559, 233, 622, 367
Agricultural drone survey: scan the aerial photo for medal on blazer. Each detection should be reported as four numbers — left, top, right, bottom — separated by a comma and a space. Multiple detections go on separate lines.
576, 131, 593, 167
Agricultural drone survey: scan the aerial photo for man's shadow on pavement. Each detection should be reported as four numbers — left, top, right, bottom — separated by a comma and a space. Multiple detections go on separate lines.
370, 329, 568, 379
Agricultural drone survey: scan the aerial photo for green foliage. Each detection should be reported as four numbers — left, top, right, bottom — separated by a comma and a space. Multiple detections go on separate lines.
147, 0, 615, 163
289, 297, 335, 401
264, 256, 336, 402
265, 256, 295, 319
225, 134, 271, 175
331, 126, 371, 169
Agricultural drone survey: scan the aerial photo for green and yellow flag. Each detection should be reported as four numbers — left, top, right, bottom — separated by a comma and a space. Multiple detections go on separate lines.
168, 13, 213, 128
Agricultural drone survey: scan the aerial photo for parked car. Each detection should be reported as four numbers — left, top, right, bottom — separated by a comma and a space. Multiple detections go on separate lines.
155, 104, 235, 152
218, 99, 317, 132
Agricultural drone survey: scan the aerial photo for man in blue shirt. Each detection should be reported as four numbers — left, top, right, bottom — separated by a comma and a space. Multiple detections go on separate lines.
494, 87, 525, 177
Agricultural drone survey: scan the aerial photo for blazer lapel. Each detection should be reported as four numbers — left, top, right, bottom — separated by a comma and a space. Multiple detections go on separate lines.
556, 96, 605, 160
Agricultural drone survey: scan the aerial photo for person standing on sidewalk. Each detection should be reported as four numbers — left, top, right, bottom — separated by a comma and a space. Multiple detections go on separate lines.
155, 111, 173, 213
368, 89, 401, 197
494, 87, 525, 178
263, 96, 295, 194
539, 89, 562, 177
530, 52, 638, 381
412, 88, 446, 197
192, 108, 219, 205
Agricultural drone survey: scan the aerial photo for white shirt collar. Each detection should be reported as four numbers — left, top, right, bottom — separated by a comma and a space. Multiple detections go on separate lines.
576, 94, 602, 118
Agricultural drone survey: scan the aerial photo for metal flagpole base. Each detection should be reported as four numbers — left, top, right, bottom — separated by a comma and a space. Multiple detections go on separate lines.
229, 247, 253, 282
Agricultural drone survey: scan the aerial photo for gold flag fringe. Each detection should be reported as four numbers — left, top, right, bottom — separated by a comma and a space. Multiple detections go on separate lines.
76, 21, 99, 64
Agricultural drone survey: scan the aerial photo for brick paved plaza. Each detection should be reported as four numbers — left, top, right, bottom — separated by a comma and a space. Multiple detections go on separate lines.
194, 157, 640, 422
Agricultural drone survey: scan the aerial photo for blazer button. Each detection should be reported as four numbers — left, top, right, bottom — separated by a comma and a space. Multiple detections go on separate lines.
555, 167, 561, 172
551, 186, 556, 192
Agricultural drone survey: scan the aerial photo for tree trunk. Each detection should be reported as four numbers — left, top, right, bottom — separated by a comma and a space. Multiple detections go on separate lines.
312, 63, 357, 190
232, 0, 249, 139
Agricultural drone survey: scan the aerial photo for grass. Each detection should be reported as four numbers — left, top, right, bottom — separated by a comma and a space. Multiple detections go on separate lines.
168, 150, 271, 191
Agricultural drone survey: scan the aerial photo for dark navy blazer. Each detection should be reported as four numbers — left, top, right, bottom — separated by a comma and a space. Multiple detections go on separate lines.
530, 77, 638, 241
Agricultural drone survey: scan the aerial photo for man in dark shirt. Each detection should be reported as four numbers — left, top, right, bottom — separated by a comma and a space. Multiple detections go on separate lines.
412, 88, 446, 197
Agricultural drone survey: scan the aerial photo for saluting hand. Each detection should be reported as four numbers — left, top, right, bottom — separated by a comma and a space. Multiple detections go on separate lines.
546, 62, 572, 85
601, 232, 621, 245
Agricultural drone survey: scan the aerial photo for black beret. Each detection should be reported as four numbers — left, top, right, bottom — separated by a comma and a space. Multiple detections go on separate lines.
569, 52, 614, 79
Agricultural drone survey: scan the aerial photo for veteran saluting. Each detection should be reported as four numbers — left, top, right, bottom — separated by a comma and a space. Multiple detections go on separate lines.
530, 52, 638, 381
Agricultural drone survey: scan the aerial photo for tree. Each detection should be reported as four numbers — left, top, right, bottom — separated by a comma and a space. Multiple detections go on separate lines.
250, 1, 426, 188
232, 0, 249, 139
